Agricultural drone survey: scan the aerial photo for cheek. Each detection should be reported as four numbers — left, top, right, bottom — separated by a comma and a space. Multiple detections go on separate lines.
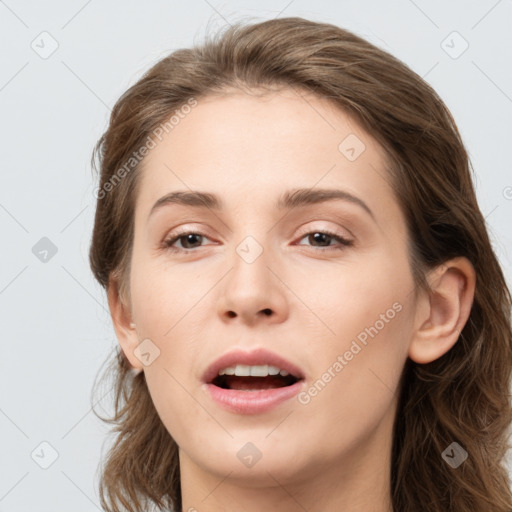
295, 252, 413, 426
130, 254, 207, 335
292, 245, 412, 343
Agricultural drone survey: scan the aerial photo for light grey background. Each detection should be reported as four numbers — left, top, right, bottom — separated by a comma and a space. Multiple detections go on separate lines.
1, 1, 511, 510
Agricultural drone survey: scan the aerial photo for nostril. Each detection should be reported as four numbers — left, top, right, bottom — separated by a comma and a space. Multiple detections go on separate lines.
262, 308, 272, 316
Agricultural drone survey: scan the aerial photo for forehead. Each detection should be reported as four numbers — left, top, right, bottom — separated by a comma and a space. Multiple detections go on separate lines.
135, 88, 400, 227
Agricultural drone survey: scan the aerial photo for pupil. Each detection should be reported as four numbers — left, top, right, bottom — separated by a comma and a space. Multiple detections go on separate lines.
183, 234, 201, 248
311, 233, 330, 246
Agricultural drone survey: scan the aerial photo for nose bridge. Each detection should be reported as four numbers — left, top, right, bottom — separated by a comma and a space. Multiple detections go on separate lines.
228, 203, 273, 276
230, 232, 273, 298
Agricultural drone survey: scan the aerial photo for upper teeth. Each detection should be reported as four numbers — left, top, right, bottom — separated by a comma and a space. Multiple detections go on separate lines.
219, 364, 290, 377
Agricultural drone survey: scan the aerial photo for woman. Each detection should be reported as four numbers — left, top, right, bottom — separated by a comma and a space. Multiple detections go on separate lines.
89, 16, 512, 512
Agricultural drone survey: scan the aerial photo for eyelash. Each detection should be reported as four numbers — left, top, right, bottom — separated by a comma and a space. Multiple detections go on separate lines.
162, 227, 353, 254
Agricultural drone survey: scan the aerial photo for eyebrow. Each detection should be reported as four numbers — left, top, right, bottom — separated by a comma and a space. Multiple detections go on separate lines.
148, 188, 375, 221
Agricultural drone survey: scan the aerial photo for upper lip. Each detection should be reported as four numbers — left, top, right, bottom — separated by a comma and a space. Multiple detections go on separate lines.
202, 348, 305, 383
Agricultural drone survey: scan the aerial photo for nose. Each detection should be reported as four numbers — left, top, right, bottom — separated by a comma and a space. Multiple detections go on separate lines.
216, 242, 289, 327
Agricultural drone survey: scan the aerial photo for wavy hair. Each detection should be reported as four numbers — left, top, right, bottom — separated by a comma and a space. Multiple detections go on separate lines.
89, 16, 512, 512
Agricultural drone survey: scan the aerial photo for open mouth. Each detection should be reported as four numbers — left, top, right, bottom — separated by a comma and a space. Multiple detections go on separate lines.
203, 355, 305, 413
202, 349, 305, 398
211, 373, 300, 391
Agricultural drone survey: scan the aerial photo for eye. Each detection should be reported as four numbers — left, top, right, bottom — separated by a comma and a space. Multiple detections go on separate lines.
162, 230, 212, 252
295, 229, 353, 251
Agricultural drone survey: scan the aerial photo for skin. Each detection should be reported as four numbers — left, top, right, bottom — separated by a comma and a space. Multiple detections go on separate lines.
108, 87, 476, 512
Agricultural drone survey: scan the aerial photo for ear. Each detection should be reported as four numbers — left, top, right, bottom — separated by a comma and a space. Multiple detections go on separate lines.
107, 275, 143, 371
408, 257, 476, 364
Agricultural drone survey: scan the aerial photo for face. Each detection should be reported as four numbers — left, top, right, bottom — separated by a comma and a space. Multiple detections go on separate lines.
120, 87, 420, 487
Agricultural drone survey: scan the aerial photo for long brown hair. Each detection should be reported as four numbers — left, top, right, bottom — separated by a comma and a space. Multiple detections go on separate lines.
89, 16, 512, 512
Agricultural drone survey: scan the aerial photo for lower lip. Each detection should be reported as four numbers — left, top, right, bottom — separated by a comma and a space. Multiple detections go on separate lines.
203, 380, 304, 415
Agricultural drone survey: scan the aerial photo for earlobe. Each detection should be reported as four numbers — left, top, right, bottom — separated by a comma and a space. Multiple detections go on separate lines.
107, 277, 143, 371
408, 257, 476, 365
